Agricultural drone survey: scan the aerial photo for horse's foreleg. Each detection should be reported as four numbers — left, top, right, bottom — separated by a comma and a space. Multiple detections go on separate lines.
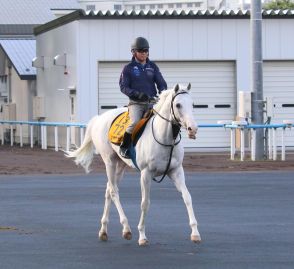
138, 169, 151, 246
168, 166, 201, 243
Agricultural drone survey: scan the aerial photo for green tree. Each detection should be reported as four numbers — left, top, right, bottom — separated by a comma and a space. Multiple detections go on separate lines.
263, 0, 294, 10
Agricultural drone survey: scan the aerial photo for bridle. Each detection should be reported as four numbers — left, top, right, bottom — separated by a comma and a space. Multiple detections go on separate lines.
153, 91, 188, 127
151, 90, 189, 183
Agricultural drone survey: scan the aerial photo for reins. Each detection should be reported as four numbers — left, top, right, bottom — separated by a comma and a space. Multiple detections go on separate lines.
151, 91, 188, 183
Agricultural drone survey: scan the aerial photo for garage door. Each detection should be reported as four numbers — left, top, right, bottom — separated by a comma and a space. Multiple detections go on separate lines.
98, 61, 236, 149
264, 61, 294, 147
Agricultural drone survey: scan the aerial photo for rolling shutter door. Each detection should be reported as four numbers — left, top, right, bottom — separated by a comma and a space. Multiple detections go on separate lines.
98, 61, 236, 149
264, 61, 294, 147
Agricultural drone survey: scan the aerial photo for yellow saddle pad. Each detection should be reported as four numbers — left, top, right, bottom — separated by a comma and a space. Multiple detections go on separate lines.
108, 112, 130, 145
108, 110, 154, 146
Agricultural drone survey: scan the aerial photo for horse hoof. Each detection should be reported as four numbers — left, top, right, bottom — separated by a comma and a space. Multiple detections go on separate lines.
99, 232, 108, 241
191, 235, 201, 243
138, 239, 149, 246
123, 231, 132, 240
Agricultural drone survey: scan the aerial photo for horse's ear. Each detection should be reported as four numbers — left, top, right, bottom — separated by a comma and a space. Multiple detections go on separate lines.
187, 83, 191, 91
174, 84, 179, 93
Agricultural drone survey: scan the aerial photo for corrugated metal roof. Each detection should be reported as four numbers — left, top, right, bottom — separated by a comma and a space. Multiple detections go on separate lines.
80, 8, 294, 17
0, 39, 36, 79
34, 8, 294, 35
0, 0, 80, 25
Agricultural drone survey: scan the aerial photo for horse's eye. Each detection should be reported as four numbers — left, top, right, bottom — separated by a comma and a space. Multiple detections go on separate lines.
176, 103, 181, 109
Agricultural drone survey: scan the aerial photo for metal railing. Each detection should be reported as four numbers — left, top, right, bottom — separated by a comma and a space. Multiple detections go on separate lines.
224, 121, 293, 161
0, 120, 86, 152
0, 120, 293, 161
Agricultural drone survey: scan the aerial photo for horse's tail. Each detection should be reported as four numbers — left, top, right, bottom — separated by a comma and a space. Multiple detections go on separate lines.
66, 116, 97, 173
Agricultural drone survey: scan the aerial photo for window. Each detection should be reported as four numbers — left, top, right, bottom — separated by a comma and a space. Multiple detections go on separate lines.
158, 4, 163, 9
187, 3, 193, 8
176, 3, 182, 8
168, 3, 174, 8
150, 4, 155, 9
140, 4, 145, 9
86, 5, 95, 11
114, 4, 122, 10
195, 3, 201, 7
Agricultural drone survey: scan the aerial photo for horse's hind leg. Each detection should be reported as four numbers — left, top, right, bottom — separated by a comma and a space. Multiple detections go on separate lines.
98, 182, 111, 241
168, 166, 201, 243
99, 156, 131, 241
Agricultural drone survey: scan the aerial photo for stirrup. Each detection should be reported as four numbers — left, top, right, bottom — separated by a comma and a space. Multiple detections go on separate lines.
119, 147, 131, 159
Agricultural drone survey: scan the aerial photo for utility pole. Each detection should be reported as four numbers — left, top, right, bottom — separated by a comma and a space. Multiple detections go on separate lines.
251, 0, 264, 160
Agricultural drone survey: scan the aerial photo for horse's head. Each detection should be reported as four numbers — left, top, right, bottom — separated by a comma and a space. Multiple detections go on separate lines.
172, 83, 198, 139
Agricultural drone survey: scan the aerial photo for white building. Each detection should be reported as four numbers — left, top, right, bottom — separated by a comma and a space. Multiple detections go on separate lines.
34, 9, 294, 150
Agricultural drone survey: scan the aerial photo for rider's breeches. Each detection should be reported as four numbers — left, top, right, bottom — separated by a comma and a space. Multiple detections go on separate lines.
126, 101, 149, 134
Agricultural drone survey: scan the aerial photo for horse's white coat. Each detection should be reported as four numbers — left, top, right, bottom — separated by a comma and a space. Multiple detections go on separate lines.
67, 84, 201, 245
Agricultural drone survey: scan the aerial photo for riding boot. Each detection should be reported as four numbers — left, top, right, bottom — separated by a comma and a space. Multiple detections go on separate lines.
119, 132, 132, 159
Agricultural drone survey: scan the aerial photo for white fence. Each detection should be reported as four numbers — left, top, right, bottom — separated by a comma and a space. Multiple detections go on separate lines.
0, 120, 85, 152
0, 120, 293, 161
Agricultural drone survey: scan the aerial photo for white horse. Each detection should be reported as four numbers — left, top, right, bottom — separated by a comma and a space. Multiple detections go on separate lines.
67, 83, 201, 246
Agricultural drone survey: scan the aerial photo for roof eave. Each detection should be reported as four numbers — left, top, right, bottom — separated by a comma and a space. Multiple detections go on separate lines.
19, 74, 36, 80
34, 9, 83, 36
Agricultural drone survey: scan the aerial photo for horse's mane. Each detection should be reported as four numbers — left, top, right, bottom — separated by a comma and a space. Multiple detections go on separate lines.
153, 89, 173, 110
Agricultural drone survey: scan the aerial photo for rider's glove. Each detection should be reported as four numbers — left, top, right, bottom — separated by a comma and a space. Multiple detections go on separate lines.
133, 91, 149, 102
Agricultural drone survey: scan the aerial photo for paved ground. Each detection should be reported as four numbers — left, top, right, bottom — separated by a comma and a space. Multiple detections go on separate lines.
1, 172, 294, 269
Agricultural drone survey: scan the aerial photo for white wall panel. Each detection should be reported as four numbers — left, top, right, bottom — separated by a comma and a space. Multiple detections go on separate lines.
207, 20, 222, 59
280, 20, 294, 59
192, 20, 208, 59
178, 20, 194, 60
163, 20, 179, 59
148, 20, 164, 59
263, 20, 280, 59
221, 20, 237, 59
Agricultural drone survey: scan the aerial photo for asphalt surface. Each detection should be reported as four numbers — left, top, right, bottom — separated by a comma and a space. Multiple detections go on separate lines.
0, 171, 294, 269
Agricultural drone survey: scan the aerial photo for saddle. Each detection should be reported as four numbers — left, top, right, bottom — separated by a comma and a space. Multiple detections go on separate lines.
108, 110, 154, 146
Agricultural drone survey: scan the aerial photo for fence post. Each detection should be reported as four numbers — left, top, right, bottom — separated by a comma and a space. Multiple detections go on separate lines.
281, 127, 285, 161
80, 127, 84, 146
268, 128, 272, 160
30, 125, 34, 148
251, 129, 256, 161
19, 124, 23, 147
10, 125, 13, 146
66, 126, 70, 152
273, 128, 277, 161
240, 128, 245, 161
44, 126, 47, 150
54, 126, 58, 151
41, 125, 44, 149
1, 123, 4, 145
230, 128, 235, 160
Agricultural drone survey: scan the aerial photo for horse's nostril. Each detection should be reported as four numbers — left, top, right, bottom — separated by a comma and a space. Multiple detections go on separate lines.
188, 127, 192, 131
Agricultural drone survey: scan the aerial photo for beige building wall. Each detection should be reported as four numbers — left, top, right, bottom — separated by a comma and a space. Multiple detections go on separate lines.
1, 66, 36, 144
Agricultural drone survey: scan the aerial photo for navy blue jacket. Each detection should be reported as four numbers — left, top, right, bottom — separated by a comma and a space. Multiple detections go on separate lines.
119, 57, 167, 100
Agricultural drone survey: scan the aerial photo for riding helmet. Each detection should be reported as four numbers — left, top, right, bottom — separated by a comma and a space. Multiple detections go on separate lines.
131, 37, 150, 51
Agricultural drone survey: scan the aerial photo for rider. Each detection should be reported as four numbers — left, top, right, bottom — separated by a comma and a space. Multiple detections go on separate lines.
119, 37, 167, 159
